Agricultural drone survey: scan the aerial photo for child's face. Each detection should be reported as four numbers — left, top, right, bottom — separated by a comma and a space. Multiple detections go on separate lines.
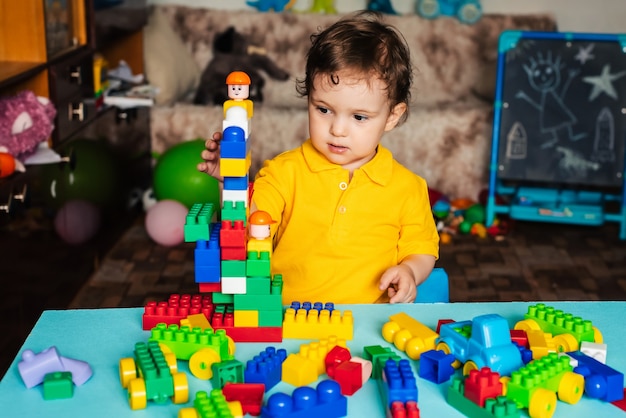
308, 70, 406, 172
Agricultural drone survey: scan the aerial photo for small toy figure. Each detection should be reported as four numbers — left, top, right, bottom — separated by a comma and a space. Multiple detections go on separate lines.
248, 210, 276, 240
223, 71, 254, 118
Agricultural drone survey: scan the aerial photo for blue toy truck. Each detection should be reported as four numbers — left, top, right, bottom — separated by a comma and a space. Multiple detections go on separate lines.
436, 313, 524, 376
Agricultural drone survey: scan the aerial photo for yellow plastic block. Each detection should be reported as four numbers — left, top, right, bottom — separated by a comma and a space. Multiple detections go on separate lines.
283, 307, 353, 340
526, 329, 556, 359
180, 313, 212, 331
220, 151, 251, 177
281, 354, 318, 387
247, 238, 273, 255
234, 310, 258, 327
382, 312, 438, 360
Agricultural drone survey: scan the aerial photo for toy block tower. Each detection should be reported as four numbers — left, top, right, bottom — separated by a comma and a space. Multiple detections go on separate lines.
185, 71, 283, 342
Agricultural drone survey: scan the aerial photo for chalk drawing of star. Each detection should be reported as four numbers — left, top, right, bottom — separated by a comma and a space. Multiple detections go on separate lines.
574, 43, 595, 64
583, 64, 626, 100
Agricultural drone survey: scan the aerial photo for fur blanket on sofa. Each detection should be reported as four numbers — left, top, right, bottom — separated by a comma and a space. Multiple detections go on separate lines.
147, 6, 557, 200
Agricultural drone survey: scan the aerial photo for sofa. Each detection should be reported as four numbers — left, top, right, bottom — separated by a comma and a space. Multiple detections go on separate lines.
143, 5, 557, 200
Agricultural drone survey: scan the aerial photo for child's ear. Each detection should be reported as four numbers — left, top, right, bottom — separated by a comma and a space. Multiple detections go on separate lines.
384, 103, 407, 131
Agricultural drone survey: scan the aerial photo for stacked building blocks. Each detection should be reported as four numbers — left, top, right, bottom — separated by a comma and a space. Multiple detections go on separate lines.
324, 345, 369, 396
149, 323, 234, 380
464, 367, 504, 407
447, 377, 521, 418
505, 352, 584, 416
18, 346, 93, 390
515, 303, 601, 352
283, 301, 354, 340
177, 72, 286, 344
118, 341, 189, 410
363, 345, 402, 380
260, 379, 348, 418
143, 294, 214, 330
377, 359, 419, 412
381, 312, 438, 360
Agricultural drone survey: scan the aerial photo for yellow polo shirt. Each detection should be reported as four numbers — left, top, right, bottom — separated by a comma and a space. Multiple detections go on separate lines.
252, 139, 439, 303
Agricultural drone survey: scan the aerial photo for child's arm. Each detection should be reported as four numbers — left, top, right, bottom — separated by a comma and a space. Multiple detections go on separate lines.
378, 254, 437, 304
197, 131, 224, 184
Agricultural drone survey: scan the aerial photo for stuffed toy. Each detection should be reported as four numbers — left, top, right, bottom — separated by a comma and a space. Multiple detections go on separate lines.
0, 90, 56, 159
194, 26, 290, 106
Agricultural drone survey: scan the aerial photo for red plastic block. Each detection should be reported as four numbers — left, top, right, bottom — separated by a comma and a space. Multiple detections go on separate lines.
334, 360, 363, 396
325, 345, 352, 378
510, 329, 528, 348
436, 319, 455, 334
390, 400, 420, 418
142, 294, 214, 330
464, 367, 503, 407
612, 389, 626, 411
223, 382, 265, 416
199, 283, 222, 293
220, 220, 246, 248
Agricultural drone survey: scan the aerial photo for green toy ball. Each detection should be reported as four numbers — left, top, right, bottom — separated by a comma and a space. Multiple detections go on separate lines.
153, 139, 220, 209
464, 203, 486, 225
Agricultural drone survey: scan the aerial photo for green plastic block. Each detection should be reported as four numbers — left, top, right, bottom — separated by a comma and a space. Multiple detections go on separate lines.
185, 203, 215, 242
190, 389, 234, 418
212, 292, 234, 304
363, 345, 401, 379
447, 378, 521, 418
43, 371, 74, 400
150, 324, 233, 361
245, 276, 271, 295
246, 251, 271, 277
233, 293, 283, 311
210, 359, 244, 389
524, 303, 595, 343
221, 260, 246, 277
258, 309, 284, 327
222, 201, 247, 224
135, 341, 174, 404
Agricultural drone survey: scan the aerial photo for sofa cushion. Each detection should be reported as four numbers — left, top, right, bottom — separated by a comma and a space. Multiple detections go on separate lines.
157, 6, 556, 108
143, 6, 201, 105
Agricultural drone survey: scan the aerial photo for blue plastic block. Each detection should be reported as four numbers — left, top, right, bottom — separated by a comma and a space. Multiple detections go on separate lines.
224, 175, 249, 191
568, 350, 624, 402
220, 126, 248, 159
260, 379, 347, 418
244, 347, 287, 391
380, 359, 418, 408
290, 301, 334, 313
194, 224, 221, 283
418, 349, 455, 383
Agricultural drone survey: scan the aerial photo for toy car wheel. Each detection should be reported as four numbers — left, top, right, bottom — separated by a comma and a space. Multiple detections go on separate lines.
128, 378, 148, 410
436, 341, 461, 369
179, 408, 199, 418
458, 3, 481, 24
171, 372, 189, 404
405, 337, 426, 360
462, 360, 479, 376
552, 333, 579, 352
417, 0, 440, 19
382, 320, 400, 343
514, 319, 541, 332
528, 388, 557, 418
557, 371, 584, 404
119, 357, 137, 388
593, 326, 604, 343
189, 348, 221, 380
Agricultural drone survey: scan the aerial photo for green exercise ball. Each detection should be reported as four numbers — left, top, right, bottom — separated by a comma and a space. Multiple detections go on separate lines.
38, 138, 123, 210
153, 139, 220, 209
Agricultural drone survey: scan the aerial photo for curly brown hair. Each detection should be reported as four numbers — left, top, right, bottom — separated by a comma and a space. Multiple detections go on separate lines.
296, 10, 413, 124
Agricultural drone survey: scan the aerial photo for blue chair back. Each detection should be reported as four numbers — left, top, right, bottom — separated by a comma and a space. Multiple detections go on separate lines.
414, 267, 449, 303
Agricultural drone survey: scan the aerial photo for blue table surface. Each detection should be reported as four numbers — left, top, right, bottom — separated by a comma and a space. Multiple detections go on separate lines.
1, 302, 625, 417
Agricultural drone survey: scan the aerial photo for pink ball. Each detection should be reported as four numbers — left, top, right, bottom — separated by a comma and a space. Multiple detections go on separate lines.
144, 199, 188, 246
54, 199, 101, 245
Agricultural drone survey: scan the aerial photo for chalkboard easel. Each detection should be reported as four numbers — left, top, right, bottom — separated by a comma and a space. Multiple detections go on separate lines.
486, 31, 626, 239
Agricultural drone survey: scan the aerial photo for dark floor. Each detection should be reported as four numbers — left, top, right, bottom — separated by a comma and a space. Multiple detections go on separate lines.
2, 211, 626, 379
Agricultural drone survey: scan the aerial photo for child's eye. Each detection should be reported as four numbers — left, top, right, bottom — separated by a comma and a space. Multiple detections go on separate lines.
354, 114, 368, 121
317, 106, 329, 114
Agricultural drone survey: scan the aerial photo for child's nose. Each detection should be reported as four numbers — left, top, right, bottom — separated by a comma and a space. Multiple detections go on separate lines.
330, 118, 347, 137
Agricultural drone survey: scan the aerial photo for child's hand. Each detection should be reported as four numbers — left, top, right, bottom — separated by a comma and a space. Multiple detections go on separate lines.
379, 265, 417, 304
197, 131, 224, 183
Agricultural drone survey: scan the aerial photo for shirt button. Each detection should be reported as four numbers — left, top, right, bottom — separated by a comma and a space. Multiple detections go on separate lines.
338, 206, 347, 213
339, 182, 348, 190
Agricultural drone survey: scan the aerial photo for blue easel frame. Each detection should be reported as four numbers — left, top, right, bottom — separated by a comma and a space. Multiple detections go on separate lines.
486, 30, 626, 239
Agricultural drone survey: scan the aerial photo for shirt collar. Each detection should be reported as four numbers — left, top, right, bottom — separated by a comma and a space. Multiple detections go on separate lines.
301, 138, 393, 186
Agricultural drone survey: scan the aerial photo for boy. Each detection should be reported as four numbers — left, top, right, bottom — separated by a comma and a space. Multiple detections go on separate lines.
198, 11, 439, 303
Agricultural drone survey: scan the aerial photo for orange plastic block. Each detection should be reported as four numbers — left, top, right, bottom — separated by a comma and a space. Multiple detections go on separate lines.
283, 307, 353, 340
181, 313, 213, 330
526, 329, 556, 359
